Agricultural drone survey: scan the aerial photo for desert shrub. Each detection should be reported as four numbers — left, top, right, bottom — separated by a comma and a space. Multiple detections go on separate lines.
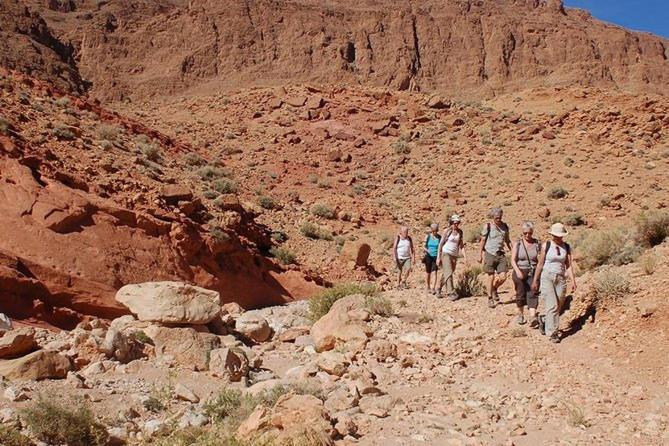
637, 252, 658, 276
197, 165, 229, 181
309, 283, 378, 321
183, 152, 206, 167
210, 227, 229, 242
465, 228, 482, 244
140, 142, 161, 161
0, 116, 10, 134
203, 388, 243, 423
203, 190, 219, 199
311, 203, 335, 219
212, 178, 237, 194
99, 139, 114, 151
131, 330, 153, 345
635, 211, 669, 247
0, 425, 33, 446
565, 402, 590, 428
392, 140, 410, 155
455, 266, 485, 298
365, 295, 393, 317
270, 246, 296, 265
591, 268, 631, 302
576, 228, 640, 270
143, 396, 165, 413
547, 186, 568, 199
299, 221, 332, 241
96, 124, 121, 141
560, 214, 586, 227
271, 231, 287, 243
52, 123, 75, 140
258, 195, 278, 210
20, 398, 108, 446
54, 96, 71, 107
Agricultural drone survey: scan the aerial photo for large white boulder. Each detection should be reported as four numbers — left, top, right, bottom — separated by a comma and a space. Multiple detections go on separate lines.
116, 281, 221, 324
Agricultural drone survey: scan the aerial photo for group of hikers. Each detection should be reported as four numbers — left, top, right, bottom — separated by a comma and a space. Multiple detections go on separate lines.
392, 208, 576, 343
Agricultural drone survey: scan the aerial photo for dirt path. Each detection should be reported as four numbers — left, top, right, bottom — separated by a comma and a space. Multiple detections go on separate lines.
348, 288, 669, 445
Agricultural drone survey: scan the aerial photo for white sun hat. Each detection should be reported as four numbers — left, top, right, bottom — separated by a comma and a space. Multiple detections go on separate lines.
549, 222, 569, 237
450, 214, 461, 223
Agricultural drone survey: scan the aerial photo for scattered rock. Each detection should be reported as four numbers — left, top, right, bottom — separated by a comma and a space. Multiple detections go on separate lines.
208, 347, 249, 381
147, 326, 220, 371
311, 294, 373, 352
317, 351, 350, 376
174, 383, 200, 403
0, 328, 37, 359
235, 313, 272, 343
116, 281, 221, 324
0, 350, 71, 380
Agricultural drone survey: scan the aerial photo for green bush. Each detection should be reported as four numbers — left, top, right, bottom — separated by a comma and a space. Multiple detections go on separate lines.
0, 116, 11, 134
20, 398, 108, 446
52, 124, 75, 140
140, 142, 161, 161
299, 221, 332, 241
183, 152, 206, 167
143, 396, 165, 413
0, 425, 33, 446
547, 187, 568, 199
258, 195, 278, 210
637, 252, 658, 276
577, 228, 640, 270
210, 227, 230, 242
365, 295, 394, 317
96, 124, 121, 142
308, 283, 378, 321
270, 246, 296, 265
197, 165, 229, 181
54, 97, 71, 107
591, 268, 631, 302
562, 214, 586, 227
212, 178, 237, 194
455, 266, 485, 298
392, 140, 410, 155
203, 388, 243, 423
311, 203, 335, 219
635, 211, 669, 247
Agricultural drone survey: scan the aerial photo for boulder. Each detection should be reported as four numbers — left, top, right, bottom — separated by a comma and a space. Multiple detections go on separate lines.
278, 327, 310, 342
0, 328, 37, 359
426, 96, 450, 109
116, 281, 221, 324
160, 185, 193, 203
0, 350, 71, 380
208, 347, 249, 381
270, 394, 333, 445
235, 313, 272, 343
339, 240, 371, 267
146, 326, 220, 371
317, 351, 349, 377
311, 294, 372, 352
174, 383, 200, 403
0, 313, 12, 332
237, 405, 270, 439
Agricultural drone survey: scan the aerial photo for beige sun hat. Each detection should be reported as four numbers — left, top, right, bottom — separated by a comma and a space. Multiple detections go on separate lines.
549, 222, 569, 237
450, 214, 461, 223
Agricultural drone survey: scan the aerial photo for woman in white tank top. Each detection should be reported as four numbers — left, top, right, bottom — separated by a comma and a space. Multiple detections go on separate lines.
531, 223, 577, 344
437, 214, 466, 301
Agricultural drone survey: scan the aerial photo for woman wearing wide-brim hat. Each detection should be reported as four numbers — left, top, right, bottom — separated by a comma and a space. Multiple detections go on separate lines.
531, 223, 577, 343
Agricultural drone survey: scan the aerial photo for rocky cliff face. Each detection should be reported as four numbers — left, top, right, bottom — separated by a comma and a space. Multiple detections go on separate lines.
0, 71, 320, 328
30, 0, 668, 101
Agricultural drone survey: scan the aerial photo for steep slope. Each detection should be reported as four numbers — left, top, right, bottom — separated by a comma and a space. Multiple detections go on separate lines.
0, 69, 320, 329
0, 0, 86, 94
24, 0, 669, 102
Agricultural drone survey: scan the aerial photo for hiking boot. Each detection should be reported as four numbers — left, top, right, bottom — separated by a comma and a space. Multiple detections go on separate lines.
448, 293, 459, 302
492, 289, 500, 302
529, 317, 539, 329
538, 315, 546, 335
516, 315, 526, 325
549, 333, 561, 344
487, 298, 496, 308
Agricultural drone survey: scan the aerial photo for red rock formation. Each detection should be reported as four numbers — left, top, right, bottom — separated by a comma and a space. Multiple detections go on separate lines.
33, 0, 667, 100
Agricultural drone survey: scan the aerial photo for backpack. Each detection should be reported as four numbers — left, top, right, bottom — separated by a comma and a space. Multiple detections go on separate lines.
542, 240, 570, 265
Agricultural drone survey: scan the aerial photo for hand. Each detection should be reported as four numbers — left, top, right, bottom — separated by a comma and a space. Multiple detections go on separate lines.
479, 254, 484, 264
436, 256, 441, 264
531, 281, 539, 293
516, 270, 526, 279
571, 281, 577, 292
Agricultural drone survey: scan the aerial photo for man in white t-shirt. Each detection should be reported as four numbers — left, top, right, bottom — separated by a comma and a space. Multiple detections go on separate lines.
392, 226, 415, 289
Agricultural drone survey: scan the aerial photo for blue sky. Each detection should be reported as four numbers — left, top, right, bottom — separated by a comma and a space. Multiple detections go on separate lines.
564, 0, 669, 38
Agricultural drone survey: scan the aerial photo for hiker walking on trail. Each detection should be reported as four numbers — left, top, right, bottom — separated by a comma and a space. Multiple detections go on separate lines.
437, 215, 465, 300
423, 223, 441, 295
531, 223, 577, 344
480, 208, 512, 308
393, 226, 415, 289
511, 222, 541, 327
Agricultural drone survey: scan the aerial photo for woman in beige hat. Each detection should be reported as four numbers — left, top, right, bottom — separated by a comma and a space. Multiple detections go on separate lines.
531, 223, 577, 343
437, 214, 466, 300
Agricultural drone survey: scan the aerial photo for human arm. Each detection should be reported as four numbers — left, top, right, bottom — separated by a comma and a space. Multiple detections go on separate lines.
566, 251, 577, 292
531, 242, 546, 292
478, 226, 486, 264
436, 230, 447, 263
511, 241, 524, 279
392, 235, 398, 263
504, 225, 512, 252
423, 235, 430, 254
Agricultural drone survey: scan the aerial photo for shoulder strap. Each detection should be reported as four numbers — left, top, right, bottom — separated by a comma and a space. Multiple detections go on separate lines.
519, 238, 531, 263
543, 241, 551, 265
483, 222, 491, 242
565, 242, 571, 254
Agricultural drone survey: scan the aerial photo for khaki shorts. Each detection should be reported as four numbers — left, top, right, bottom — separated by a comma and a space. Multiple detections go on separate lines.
483, 252, 508, 274
396, 258, 412, 272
